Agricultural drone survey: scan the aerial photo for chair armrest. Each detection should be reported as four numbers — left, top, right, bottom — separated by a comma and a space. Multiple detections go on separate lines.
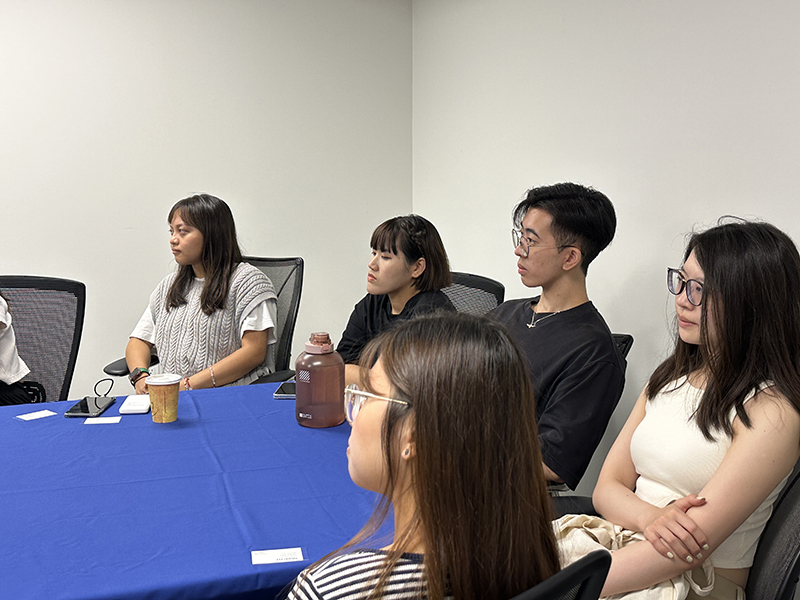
104, 357, 130, 377
252, 370, 295, 385
551, 495, 599, 519
103, 354, 160, 377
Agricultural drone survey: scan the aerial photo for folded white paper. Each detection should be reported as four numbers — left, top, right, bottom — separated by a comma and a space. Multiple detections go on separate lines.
15, 409, 57, 421
251, 547, 305, 565
84, 416, 122, 424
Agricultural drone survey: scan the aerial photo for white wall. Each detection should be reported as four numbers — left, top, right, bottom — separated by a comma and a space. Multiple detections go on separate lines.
411, 0, 800, 494
5, 0, 800, 499
0, 0, 412, 398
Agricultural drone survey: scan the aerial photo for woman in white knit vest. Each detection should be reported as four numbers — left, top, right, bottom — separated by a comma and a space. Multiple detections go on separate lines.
125, 194, 277, 393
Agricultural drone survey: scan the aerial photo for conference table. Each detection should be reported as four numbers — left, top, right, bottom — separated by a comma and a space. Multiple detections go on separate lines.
0, 383, 377, 600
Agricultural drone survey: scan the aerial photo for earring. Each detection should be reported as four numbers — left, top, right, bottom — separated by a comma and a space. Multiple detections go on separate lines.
403, 448, 410, 457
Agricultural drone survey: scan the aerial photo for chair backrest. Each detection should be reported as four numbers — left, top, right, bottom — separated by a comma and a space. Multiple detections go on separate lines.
745, 457, 800, 600
508, 550, 611, 600
0, 276, 85, 402
612, 333, 634, 359
442, 272, 505, 316
242, 257, 304, 372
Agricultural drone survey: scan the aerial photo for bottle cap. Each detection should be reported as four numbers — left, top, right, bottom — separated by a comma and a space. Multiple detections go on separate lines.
304, 332, 334, 354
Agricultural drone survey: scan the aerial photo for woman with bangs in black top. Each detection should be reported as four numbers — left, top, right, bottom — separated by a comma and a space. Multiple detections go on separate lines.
337, 215, 455, 387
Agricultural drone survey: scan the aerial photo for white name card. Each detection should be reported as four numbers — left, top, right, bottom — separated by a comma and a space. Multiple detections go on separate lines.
251, 547, 305, 565
15, 409, 57, 421
84, 416, 122, 424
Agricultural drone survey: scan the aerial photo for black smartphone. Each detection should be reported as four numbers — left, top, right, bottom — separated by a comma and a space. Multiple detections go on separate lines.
273, 381, 296, 399
64, 396, 116, 418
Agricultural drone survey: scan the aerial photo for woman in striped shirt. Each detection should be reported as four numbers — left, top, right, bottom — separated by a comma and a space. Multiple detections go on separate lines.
287, 312, 560, 600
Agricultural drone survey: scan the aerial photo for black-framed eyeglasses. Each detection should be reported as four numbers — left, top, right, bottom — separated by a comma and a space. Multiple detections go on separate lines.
344, 384, 411, 424
667, 268, 703, 306
511, 229, 570, 258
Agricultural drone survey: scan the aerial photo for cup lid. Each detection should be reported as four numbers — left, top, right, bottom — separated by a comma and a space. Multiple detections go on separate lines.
145, 373, 182, 386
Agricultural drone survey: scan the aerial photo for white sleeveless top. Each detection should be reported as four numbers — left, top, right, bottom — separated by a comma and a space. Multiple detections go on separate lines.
629, 377, 789, 568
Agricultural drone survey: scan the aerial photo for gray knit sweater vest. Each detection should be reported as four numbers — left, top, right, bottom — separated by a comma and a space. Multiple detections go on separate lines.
151, 263, 277, 385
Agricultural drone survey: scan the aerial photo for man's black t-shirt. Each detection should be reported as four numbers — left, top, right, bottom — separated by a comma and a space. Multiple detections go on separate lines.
490, 297, 625, 490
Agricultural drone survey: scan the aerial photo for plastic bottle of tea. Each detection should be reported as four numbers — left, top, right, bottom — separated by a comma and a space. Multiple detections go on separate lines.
294, 332, 345, 428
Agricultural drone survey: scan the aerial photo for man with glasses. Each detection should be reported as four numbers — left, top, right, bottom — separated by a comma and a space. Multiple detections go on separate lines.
490, 182, 625, 491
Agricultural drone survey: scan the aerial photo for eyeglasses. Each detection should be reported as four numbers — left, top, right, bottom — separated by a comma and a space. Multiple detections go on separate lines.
667, 268, 704, 306
344, 384, 411, 424
511, 229, 569, 258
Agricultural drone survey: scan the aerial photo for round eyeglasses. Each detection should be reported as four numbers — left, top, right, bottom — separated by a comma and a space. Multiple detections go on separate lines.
667, 268, 703, 306
511, 229, 570, 258
344, 384, 411, 424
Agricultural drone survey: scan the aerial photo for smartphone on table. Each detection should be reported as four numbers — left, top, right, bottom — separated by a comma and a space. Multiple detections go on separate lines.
273, 381, 296, 399
64, 396, 116, 418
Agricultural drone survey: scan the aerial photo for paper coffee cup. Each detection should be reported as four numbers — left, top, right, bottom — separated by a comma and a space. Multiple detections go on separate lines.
145, 373, 182, 423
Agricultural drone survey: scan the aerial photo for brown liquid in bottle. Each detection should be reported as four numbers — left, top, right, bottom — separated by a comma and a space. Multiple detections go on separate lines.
294, 332, 345, 428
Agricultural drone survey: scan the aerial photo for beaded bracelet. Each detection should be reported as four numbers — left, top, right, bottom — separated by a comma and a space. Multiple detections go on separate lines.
209, 365, 217, 388
184, 377, 192, 391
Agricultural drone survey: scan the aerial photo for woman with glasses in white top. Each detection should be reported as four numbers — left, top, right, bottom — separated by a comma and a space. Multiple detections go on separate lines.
286, 312, 560, 599
562, 219, 800, 599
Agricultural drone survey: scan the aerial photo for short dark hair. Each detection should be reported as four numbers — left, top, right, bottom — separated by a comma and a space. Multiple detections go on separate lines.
513, 183, 616, 274
370, 215, 452, 291
166, 193, 243, 315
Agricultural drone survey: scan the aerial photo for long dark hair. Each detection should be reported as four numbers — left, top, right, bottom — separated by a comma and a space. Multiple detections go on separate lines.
337, 313, 559, 599
647, 218, 800, 439
165, 194, 243, 315
370, 215, 452, 292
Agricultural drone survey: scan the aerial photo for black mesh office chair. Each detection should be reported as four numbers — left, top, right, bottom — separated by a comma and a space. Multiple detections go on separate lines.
745, 457, 800, 600
0, 276, 85, 402
104, 257, 303, 384
245, 257, 303, 383
442, 272, 505, 315
508, 550, 611, 600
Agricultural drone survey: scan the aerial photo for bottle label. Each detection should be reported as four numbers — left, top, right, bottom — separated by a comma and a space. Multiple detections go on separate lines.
298, 412, 312, 419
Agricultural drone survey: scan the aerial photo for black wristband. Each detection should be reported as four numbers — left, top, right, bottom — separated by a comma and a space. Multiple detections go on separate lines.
129, 367, 150, 386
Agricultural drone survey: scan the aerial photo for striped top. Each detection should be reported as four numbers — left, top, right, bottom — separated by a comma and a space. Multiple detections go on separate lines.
287, 549, 436, 600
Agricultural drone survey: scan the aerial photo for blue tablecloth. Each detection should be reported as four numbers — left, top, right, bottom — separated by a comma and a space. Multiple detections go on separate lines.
0, 383, 376, 600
